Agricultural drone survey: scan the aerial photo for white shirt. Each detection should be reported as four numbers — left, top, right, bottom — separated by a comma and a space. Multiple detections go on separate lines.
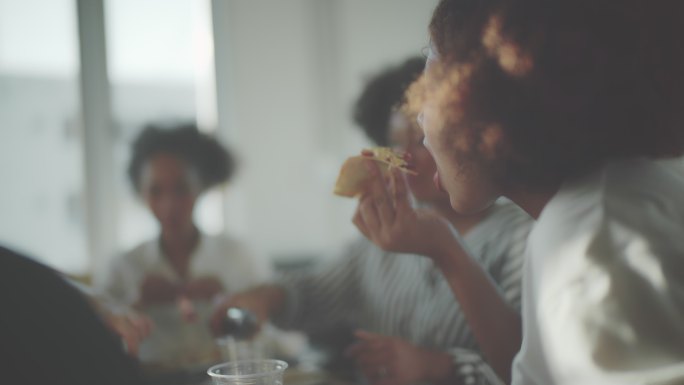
96, 233, 272, 367
512, 159, 684, 385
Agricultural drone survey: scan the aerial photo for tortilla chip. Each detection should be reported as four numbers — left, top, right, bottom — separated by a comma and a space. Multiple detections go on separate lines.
333, 147, 416, 198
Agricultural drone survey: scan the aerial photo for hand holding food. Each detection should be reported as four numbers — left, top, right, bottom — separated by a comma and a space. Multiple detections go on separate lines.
347, 157, 461, 266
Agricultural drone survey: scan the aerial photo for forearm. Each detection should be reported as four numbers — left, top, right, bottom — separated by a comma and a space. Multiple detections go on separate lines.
435, 243, 521, 384
243, 284, 288, 321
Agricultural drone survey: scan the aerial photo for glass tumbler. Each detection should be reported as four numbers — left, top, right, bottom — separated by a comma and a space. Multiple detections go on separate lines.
207, 359, 288, 385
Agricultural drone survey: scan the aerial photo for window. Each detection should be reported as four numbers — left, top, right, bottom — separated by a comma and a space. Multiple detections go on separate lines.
0, 0, 87, 273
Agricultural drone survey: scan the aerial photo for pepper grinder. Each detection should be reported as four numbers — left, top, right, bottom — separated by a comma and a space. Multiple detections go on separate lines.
221, 307, 259, 339
217, 307, 262, 362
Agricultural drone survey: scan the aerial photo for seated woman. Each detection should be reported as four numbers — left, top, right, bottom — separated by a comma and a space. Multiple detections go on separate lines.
356, 1, 684, 384
97, 123, 272, 369
211, 57, 533, 385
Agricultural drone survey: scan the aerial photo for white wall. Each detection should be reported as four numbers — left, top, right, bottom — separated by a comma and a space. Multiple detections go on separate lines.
213, 0, 438, 262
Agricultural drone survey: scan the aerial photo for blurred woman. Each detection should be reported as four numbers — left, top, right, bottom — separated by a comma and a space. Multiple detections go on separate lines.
97, 123, 272, 369
357, 1, 684, 384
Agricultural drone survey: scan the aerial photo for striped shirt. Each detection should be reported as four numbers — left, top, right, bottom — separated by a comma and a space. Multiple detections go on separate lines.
274, 200, 533, 385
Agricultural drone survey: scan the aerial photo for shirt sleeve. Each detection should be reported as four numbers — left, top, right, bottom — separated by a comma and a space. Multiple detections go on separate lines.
482, 204, 533, 311
446, 205, 530, 385
448, 348, 506, 385
271, 238, 370, 333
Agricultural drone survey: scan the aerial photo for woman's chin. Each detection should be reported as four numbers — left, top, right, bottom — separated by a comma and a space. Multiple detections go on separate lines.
409, 183, 444, 203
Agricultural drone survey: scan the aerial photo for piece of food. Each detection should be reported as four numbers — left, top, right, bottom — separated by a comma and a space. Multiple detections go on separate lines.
333, 147, 416, 197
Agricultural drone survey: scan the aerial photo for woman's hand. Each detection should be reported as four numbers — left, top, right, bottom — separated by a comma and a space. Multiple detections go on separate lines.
139, 274, 180, 305
209, 285, 285, 336
353, 161, 463, 267
102, 309, 154, 356
181, 276, 224, 300
346, 330, 453, 385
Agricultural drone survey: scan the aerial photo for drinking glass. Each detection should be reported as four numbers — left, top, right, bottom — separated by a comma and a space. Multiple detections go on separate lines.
207, 359, 288, 385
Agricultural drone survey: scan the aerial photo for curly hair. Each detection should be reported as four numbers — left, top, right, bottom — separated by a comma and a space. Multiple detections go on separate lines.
425, 0, 684, 189
128, 123, 236, 193
353, 57, 425, 146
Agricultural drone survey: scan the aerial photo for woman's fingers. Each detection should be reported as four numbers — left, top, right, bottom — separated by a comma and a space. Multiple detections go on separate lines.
353, 206, 372, 239
389, 167, 412, 215
109, 311, 154, 357
123, 329, 140, 356
359, 194, 381, 232
355, 160, 420, 250
364, 160, 395, 225
132, 313, 154, 338
177, 295, 198, 323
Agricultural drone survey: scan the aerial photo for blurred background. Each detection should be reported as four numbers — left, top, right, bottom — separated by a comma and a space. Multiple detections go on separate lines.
0, 0, 437, 280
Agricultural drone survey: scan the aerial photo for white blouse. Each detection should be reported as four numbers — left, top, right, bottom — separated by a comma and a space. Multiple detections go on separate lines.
513, 158, 684, 385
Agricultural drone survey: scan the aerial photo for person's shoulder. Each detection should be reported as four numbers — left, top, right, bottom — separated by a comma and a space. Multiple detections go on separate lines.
602, 158, 684, 202
602, 158, 684, 231
557, 158, 684, 201
470, 199, 533, 262
534, 158, 684, 253
0, 245, 58, 284
488, 198, 533, 222
0, 246, 145, 385
556, 158, 684, 223
480, 198, 534, 238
